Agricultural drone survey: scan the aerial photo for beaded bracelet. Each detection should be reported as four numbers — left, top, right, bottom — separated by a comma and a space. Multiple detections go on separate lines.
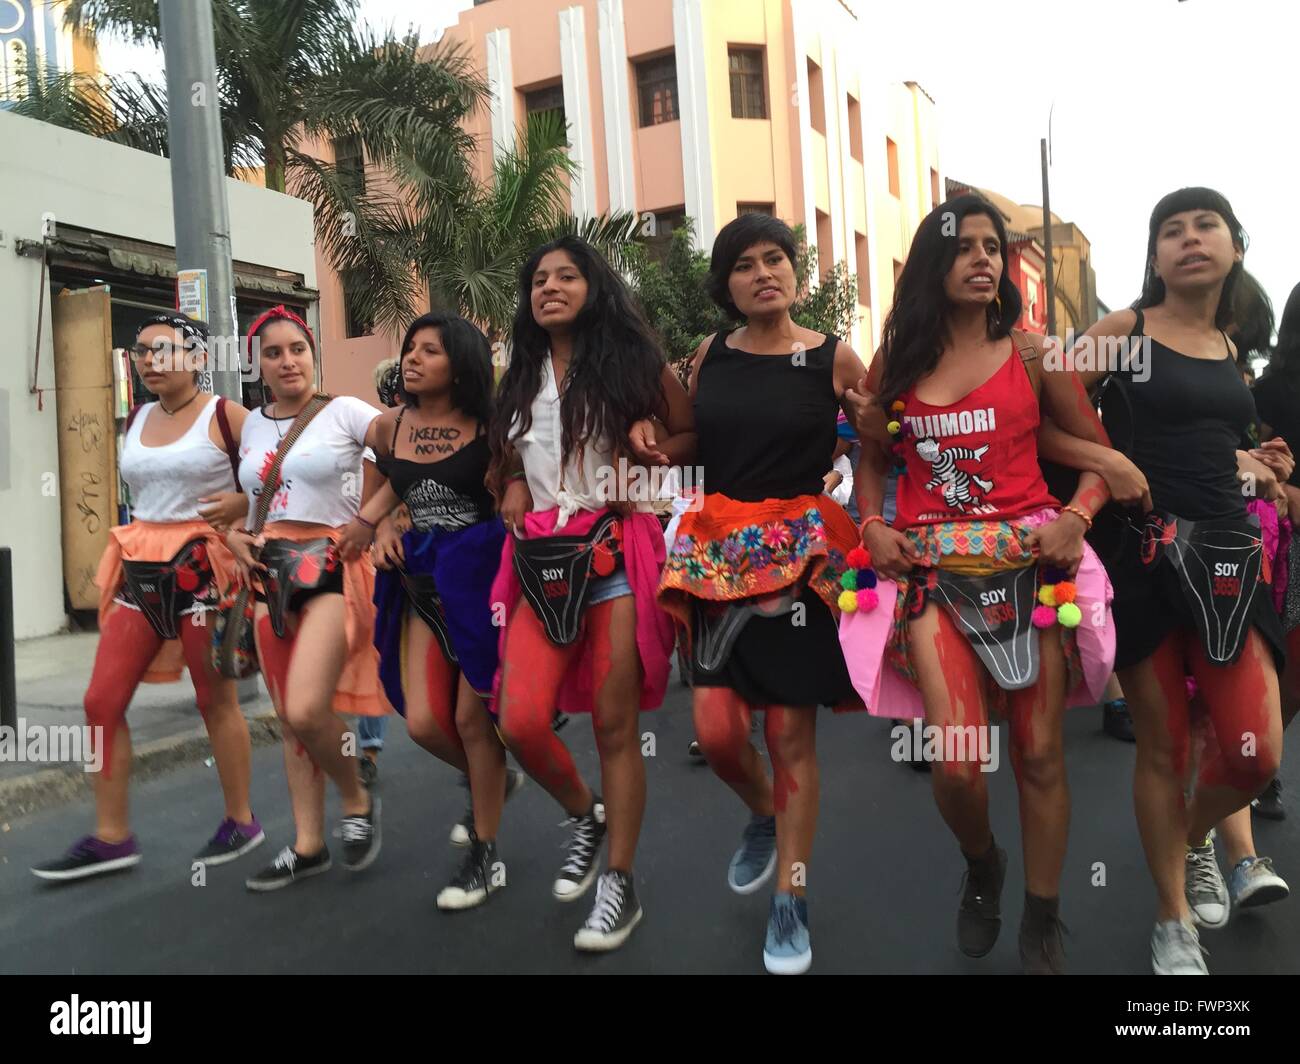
1061, 504, 1093, 530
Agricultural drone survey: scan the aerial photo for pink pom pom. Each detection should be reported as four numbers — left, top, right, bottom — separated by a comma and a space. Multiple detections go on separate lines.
1032, 605, 1058, 629
856, 588, 879, 612
1185, 676, 1198, 701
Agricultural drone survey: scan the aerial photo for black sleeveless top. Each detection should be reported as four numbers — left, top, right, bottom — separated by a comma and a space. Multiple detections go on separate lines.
694, 330, 840, 501
378, 408, 495, 531
1106, 311, 1254, 521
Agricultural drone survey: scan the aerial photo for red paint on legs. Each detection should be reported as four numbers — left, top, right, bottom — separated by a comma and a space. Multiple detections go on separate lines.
82, 606, 166, 779
766, 707, 800, 813
692, 687, 753, 785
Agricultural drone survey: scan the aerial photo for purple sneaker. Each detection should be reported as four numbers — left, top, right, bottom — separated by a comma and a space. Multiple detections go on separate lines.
193, 816, 266, 866
31, 835, 141, 881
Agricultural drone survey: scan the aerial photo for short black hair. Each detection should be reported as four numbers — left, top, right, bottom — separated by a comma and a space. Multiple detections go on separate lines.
707, 214, 799, 320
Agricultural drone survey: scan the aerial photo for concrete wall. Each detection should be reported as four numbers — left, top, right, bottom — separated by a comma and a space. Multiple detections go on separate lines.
0, 110, 317, 638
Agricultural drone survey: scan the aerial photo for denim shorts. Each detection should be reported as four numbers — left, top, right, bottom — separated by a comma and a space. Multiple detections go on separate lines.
587, 568, 632, 606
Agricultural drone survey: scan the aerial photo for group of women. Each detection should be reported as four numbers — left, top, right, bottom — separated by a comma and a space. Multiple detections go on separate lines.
28, 183, 1296, 976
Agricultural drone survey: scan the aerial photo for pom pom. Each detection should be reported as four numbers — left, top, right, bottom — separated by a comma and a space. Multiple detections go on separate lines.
1032, 605, 1058, 629
1038, 584, 1058, 608
1056, 602, 1082, 628
1054, 581, 1077, 604
859, 568, 878, 589
893, 461, 907, 474
1185, 676, 1199, 701
856, 588, 879, 612
838, 589, 859, 613
900, 423, 915, 440
890, 400, 905, 413
886, 419, 902, 436
891, 442, 906, 458
846, 546, 870, 569
1041, 565, 1068, 584
840, 570, 858, 591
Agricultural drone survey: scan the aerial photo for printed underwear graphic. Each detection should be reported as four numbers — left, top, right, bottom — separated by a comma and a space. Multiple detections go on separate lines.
916, 438, 994, 513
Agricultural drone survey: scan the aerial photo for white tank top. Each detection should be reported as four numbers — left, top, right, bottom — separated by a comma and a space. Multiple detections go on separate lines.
119, 397, 237, 522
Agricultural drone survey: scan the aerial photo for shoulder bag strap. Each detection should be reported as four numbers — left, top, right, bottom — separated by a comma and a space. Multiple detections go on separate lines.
248, 394, 332, 534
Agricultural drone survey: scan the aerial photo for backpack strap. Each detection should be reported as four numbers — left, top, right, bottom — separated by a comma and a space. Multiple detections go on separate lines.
1010, 327, 1043, 398
124, 403, 145, 433
214, 396, 243, 491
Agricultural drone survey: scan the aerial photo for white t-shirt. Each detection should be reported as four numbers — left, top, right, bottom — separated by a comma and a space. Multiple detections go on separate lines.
238, 396, 381, 526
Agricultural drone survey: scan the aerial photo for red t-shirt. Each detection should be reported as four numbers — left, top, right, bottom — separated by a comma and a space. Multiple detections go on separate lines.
893, 348, 1057, 528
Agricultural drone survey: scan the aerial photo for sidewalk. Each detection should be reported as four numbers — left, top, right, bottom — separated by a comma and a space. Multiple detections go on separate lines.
1, 629, 279, 819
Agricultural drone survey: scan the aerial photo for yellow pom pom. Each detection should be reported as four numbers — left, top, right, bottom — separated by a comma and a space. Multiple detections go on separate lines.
838, 589, 859, 613
1057, 602, 1082, 628
886, 420, 901, 435
1038, 584, 1057, 608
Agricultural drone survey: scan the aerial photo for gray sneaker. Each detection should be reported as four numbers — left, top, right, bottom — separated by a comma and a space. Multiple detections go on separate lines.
727, 814, 777, 895
1151, 919, 1208, 975
1185, 836, 1229, 928
1228, 856, 1290, 910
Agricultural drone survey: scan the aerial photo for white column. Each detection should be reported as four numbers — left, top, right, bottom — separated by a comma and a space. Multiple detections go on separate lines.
859, 83, 887, 351
597, 0, 636, 215
789, 0, 817, 251
672, 0, 715, 247
559, 5, 598, 219
486, 28, 515, 165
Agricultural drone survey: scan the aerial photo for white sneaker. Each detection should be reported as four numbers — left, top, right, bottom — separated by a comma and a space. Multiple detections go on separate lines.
1229, 856, 1290, 909
1185, 836, 1229, 928
1151, 919, 1208, 975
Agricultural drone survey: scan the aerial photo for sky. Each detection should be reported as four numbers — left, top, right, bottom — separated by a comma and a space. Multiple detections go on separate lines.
95, 0, 1298, 336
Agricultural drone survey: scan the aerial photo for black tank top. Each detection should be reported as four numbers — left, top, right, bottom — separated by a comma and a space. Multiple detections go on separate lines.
1107, 312, 1254, 521
694, 330, 839, 501
379, 409, 494, 531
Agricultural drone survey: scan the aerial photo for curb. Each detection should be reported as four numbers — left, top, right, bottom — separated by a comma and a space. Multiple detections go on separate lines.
0, 713, 282, 822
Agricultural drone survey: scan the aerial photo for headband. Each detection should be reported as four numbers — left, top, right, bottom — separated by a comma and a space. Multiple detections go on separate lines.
245, 304, 316, 358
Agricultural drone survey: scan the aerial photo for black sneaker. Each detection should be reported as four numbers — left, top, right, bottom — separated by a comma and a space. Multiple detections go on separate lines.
437, 836, 503, 911
957, 840, 1007, 957
245, 845, 331, 892
1018, 892, 1068, 974
193, 816, 266, 866
553, 797, 607, 901
341, 797, 381, 871
1102, 699, 1136, 742
358, 756, 379, 789
574, 870, 643, 951
30, 835, 141, 882
450, 769, 526, 847
1252, 777, 1285, 821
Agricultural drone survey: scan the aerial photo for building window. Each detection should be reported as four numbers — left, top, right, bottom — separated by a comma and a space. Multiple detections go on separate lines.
738, 202, 775, 216
333, 134, 365, 197
729, 47, 766, 120
636, 53, 679, 126
342, 269, 372, 339
855, 232, 869, 305
886, 137, 900, 198
807, 59, 825, 134
847, 95, 863, 162
931, 168, 940, 208
525, 83, 566, 127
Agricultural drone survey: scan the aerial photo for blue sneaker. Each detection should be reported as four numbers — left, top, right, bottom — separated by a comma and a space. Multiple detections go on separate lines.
763, 893, 812, 974
727, 814, 777, 894
1228, 856, 1289, 910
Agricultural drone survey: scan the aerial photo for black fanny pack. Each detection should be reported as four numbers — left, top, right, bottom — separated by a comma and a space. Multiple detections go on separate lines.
930, 565, 1043, 691
692, 587, 802, 674
259, 538, 342, 638
399, 569, 457, 665
512, 513, 622, 646
1141, 511, 1265, 665
121, 539, 215, 639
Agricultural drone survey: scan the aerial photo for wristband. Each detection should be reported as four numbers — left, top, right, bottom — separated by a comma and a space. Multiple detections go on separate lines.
859, 514, 887, 536
1061, 505, 1093, 530
508, 471, 527, 483
355, 515, 377, 531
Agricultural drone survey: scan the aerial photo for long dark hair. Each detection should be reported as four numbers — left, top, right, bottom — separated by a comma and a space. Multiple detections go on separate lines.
877, 195, 1021, 407
1228, 269, 1273, 363
489, 236, 665, 493
395, 312, 493, 425
1134, 187, 1245, 331
1267, 282, 1300, 380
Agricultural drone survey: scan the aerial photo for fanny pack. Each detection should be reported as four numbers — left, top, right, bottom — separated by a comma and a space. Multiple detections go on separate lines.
121, 539, 215, 639
399, 568, 457, 665
692, 586, 802, 674
930, 565, 1043, 691
512, 512, 622, 646
259, 538, 342, 638
1141, 511, 1265, 665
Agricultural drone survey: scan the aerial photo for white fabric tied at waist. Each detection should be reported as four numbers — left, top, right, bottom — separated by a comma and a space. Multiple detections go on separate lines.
554, 487, 581, 529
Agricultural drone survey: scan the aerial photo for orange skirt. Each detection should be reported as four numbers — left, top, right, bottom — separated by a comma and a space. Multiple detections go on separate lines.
256, 522, 391, 718
95, 519, 237, 684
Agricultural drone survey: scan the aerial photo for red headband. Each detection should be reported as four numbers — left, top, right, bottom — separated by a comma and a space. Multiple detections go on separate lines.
246, 304, 315, 358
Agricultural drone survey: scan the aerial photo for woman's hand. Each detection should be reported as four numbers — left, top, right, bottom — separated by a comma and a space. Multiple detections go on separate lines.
197, 492, 249, 532
1251, 438, 1295, 486
628, 418, 669, 466
1099, 451, 1153, 511
371, 515, 404, 570
1025, 512, 1087, 575
1238, 451, 1283, 502
226, 529, 265, 587
823, 469, 844, 494
500, 478, 533, 536
863, 521, 921, 581
338, 518, 374, 562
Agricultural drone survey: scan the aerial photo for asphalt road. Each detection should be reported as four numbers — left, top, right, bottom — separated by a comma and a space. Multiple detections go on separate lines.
2, 675, 1297, 975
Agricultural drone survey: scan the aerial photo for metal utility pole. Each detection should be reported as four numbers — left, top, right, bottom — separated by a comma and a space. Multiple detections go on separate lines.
1040, 137, 1057, 340
159, 0, 240, 401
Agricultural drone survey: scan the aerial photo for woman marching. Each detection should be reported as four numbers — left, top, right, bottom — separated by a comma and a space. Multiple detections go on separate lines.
32, 315, 261, 880
658, 214, 870, 975
841, 194, 1118, 974
226, 306, 392, 891
361, 312, 522, 909
1068, 188, 1287, 974
488, 236, 687, 951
